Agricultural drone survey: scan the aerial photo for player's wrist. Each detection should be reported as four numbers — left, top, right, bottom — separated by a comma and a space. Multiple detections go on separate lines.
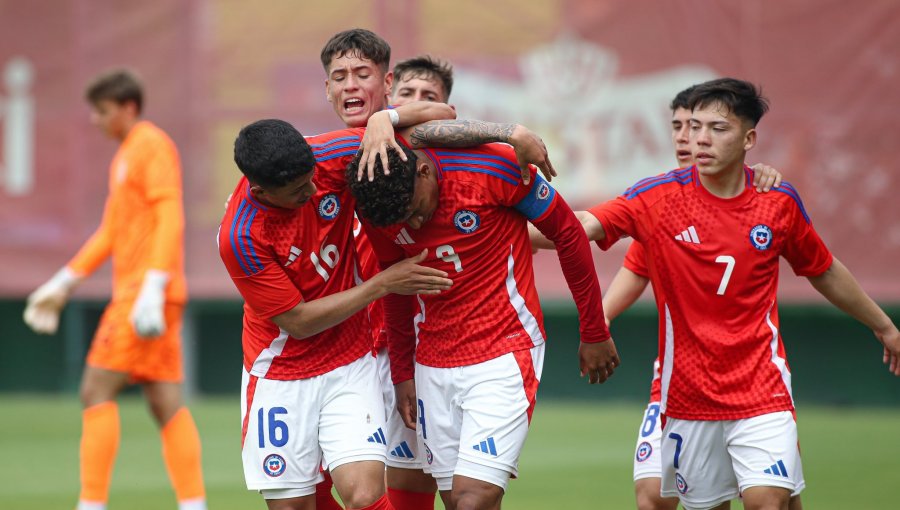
50, 266, 84, 293
140, 269, 170, 296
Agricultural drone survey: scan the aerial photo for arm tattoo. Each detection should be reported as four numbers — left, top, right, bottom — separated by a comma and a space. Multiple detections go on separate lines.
408, 120, 516, 148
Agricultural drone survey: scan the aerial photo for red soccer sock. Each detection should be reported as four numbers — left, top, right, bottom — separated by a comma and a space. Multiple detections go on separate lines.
352, 494, 395, 510
316, 470, 344, 510
387, 487, 435, 510
79, 402, 120, 504
161, 407, 206, 503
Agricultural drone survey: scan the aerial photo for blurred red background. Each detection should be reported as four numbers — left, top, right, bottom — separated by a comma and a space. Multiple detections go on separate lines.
1, 0, 898, 300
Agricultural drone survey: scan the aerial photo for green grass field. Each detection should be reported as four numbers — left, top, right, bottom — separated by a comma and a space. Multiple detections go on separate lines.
1, 395, 898, 509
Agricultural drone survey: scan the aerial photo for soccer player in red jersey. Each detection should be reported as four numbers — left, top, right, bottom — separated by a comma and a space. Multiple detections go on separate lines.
220, 115, 458, 510
594, 86, 794, 510
346, 141, 619, 510
577, 78, 900, 510
320, 29, 456, 509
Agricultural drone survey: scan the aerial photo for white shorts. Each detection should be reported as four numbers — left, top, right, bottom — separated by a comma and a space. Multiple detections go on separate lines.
660, 411, 805, 509
376, 347, 425, 469
240, 354, 387, 495
415, 345, 543, 492
633, 402, 663, 481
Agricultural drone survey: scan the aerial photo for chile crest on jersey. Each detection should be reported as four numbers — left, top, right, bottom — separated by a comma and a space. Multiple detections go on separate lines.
454, 209, 480, 234
749, 224, 773, 250
318, 193, 340, 220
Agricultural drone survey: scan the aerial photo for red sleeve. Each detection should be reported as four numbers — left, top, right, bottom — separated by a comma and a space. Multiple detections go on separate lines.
359, 220, 416, 383
780, 188, 833, 277
622, 241, 649, 278
533, 194, 611, 343
587, 196, 642, 250
307, 128, 365, 192
218, 202, 303, 319
383, 292, 416, 383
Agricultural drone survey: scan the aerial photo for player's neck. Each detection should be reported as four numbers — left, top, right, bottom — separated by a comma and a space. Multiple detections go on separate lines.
698, 163, 746, 199
115, 117, 140, 142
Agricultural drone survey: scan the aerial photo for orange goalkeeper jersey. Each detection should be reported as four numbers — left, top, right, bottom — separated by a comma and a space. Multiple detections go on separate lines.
68, 121, 187, 304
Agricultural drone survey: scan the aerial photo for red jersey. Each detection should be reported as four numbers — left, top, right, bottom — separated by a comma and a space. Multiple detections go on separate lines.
218, 128, 370, 380
590, 166, 833, 420
365, 144, 609, 382
622, 241, 663, 402
353, 214, 387, 351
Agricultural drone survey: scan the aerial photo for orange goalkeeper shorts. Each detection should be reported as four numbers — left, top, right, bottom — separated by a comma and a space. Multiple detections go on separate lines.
86, 301, 184, 383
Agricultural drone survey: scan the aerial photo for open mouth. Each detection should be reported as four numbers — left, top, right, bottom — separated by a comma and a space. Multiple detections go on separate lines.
343, 98, 364, 113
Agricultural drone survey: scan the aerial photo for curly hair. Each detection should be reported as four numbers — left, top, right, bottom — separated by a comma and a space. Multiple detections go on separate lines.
346, 146, 418, 227
234, 119, 315, 189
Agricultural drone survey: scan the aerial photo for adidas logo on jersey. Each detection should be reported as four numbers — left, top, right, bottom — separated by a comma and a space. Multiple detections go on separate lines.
763, 459, 789, 478
472, 437, 498, 456
284, 246, 302, 267
674, 226, 701, 244
389, 441, 415, 458
367, 427, 387, 445
394, 228, 415, 245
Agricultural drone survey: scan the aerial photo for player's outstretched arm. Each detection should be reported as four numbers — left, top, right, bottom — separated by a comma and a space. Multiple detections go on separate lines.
807, 257, 900, 375
603, 267, 649, 326
402, 120, 556, 184
530, 210, 608, 251
357, 101, 457, 181
271, 249, 452, 340
531, 195, 620, 383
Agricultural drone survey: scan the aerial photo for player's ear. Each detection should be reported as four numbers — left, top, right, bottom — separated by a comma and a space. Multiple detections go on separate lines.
324, 79, 332, 103
416, 158, 431, 178
249, 184, 266, 201
744, 127, 757, 151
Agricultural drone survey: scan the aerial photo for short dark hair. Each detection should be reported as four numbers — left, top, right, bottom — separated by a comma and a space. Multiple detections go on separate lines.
346, 147, 417, 227
85, 69, 143, 113
687, 78, 770, 127
320, 28, 391, 74
393, 55, 454, 100
670, 84, 698, 112
233, 119, 315, 189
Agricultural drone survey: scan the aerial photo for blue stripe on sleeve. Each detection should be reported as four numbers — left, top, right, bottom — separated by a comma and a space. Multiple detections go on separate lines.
315, 149, 359, 162
774, 182, 811, 223
624, 169, 692, 199
243, 207, 264, 273
229, 201, 253, 276
435, 153, 520, 180
312, 141, 360, 154
309, 136, 361, 148
442, 166, 518, 186
514, 173, 556, 220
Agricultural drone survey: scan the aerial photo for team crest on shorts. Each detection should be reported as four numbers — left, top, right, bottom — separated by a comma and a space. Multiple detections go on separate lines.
263, 453, 286, 477
675, 473, 689, 494
318, 194, 340, 220
536, 181, 551, 200
749, 224, 773, 250
454, 210, 480, 234
636, 441, 653, 462
424, 443, 434, 465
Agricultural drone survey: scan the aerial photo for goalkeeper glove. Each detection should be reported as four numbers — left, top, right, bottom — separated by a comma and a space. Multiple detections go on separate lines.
130, 269, 169, 338
23, 267, 83, 334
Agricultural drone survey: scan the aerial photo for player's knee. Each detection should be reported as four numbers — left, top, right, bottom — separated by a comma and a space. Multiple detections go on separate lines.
449, 485, 502, 510
340, 486, 384, 509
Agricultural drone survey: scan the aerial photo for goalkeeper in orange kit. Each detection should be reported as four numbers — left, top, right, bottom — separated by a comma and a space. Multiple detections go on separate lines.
23, 69, 206, 510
